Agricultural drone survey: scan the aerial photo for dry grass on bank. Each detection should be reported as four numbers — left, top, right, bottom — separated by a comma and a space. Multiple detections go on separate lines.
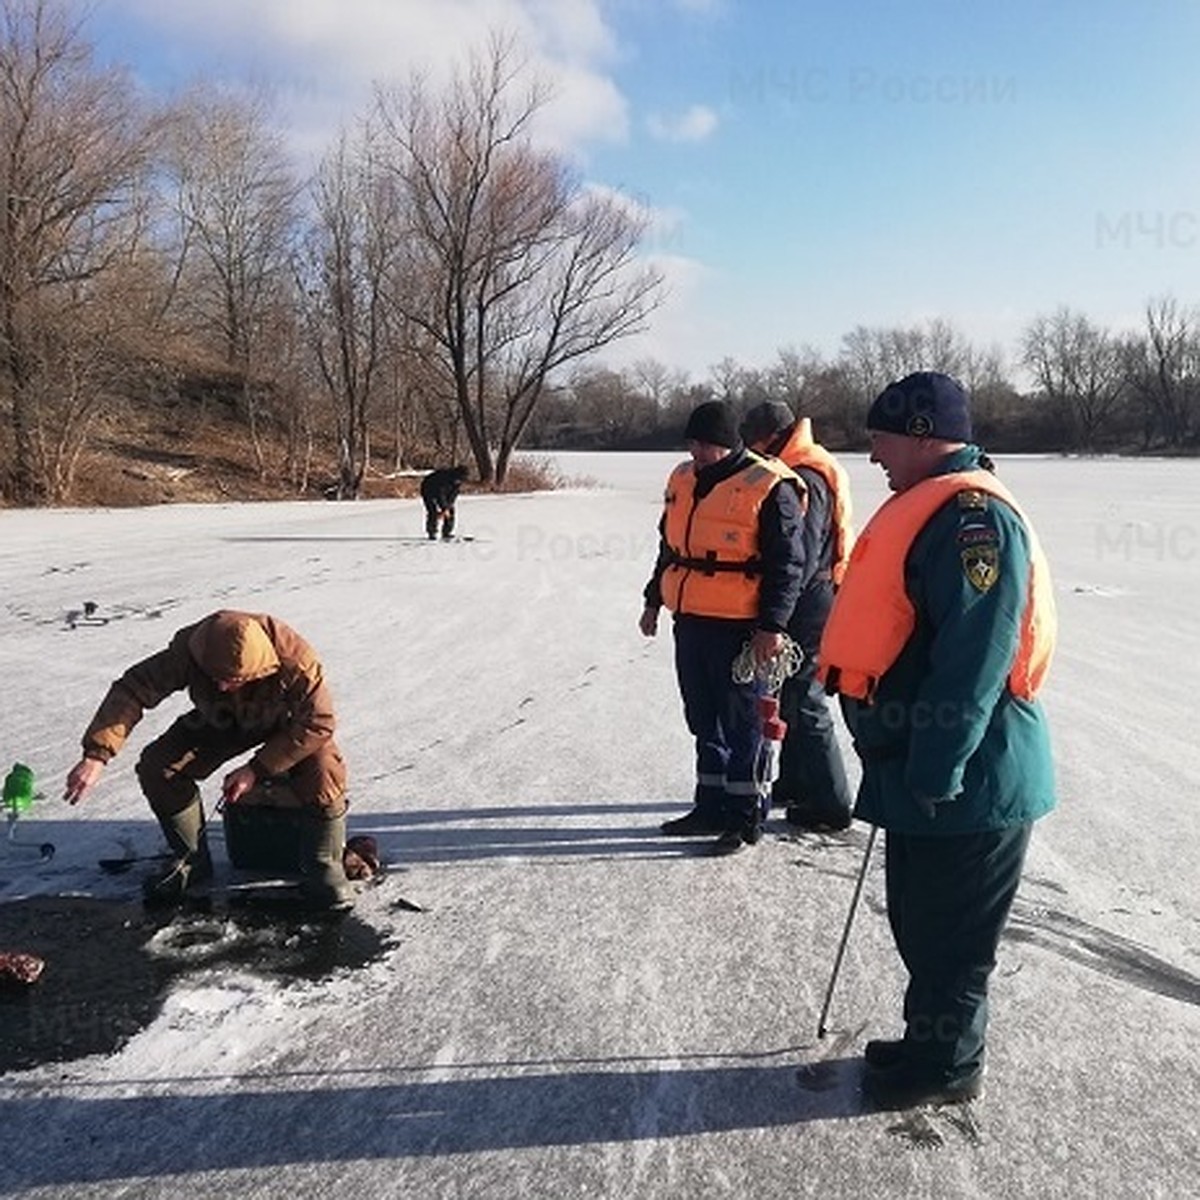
2, 413, 580, 508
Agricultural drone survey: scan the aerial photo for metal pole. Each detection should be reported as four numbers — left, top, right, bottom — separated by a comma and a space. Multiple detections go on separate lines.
817, 824, 879, 1039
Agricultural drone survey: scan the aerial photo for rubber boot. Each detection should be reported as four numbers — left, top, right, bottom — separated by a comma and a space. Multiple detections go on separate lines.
298, 813, 354, 911
142, 801, 214, 905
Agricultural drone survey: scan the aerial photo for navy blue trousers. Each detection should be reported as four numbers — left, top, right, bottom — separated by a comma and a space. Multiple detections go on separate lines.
773, 650, 852, 819
673, 615, 764, 826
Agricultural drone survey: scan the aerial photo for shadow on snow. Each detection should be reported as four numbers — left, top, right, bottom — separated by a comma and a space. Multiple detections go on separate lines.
0, 1054, 865, 1186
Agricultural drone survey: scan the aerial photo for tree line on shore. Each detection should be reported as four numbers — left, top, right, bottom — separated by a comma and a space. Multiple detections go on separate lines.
530, 304, 1200, 457
2, 2, 1196, 510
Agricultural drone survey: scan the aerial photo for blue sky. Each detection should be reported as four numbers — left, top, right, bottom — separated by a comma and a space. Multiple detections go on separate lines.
83, 0, 1200, 382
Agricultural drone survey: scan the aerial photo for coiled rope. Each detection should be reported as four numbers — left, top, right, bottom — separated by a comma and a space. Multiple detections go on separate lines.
731, 633, 804, 694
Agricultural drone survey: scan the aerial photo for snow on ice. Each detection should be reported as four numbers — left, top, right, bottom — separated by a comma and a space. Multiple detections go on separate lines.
0, 451, 1197, 1198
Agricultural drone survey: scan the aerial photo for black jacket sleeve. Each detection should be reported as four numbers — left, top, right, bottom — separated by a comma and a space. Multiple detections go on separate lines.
643, 514, 671, 608
755, 479, 806, 631
794, 467, 832, 589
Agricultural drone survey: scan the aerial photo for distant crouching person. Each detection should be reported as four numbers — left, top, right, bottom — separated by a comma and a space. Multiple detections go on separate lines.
421, 465, 470, 540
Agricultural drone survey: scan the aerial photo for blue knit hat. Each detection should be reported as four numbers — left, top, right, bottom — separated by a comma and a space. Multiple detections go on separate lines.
867, 372, 973, 441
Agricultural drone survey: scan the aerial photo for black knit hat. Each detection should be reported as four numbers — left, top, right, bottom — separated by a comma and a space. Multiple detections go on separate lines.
866, 372, 973, 442
683, 400, 740, 449
740, 400, 795, 444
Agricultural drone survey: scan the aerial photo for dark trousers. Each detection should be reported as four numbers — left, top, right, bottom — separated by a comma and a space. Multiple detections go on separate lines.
424, 501, 456, 540
673, 616, 763, 826
885, 823, 1032, 1076
773, 652, 852, 818
136, 714, 348, 818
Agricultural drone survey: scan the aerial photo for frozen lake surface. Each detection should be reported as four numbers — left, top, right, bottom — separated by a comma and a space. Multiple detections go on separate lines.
1, 450, 1197, 1197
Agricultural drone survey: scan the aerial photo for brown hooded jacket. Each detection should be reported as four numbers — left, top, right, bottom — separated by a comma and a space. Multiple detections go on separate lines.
80, 610, 337, 778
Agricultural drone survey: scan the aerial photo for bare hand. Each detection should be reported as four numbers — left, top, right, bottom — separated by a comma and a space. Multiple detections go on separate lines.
638, 606, 660, 637
751, 628, 784, 666
221, 765, 258, 805
916, 793, 957, 819
64, 757, 104, 805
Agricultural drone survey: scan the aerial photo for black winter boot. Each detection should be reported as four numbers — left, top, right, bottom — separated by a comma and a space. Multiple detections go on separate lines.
660, 808, 724, 836
786, 802, 852, 832
707, 810, 762, 856
862, 1061, 985, 1110
863, 1039, 906, 1070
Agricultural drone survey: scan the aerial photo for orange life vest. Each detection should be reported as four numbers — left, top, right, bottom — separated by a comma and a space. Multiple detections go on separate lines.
772, 418, 855, 585
817, 470, 1056, 702
660, 452, 800, 619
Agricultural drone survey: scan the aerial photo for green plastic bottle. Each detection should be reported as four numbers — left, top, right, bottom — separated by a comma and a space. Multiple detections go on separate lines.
3, 763, 35, 815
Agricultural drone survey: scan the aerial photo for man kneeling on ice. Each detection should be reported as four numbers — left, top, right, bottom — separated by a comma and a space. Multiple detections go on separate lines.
64, 610, 353, 910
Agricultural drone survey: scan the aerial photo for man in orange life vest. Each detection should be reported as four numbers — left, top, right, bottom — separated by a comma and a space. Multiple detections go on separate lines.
818, 371, 1056, 1109
740, 401, 855, 832
639, 399, 806, 855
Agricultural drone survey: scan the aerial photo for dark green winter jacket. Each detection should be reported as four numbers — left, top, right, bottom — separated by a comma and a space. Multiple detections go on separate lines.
843, 445, 1056, 835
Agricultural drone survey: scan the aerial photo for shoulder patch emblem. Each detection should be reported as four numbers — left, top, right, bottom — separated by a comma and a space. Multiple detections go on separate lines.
961, 545, 1000, 593
958, 490, 989, 511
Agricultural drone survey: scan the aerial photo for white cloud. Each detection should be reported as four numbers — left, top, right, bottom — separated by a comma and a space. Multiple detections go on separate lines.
109, 0, 627, 160
594, 252, 717, 380
532, 63, 629, 154
580, 181, 654, 222
645, 104, 718, 144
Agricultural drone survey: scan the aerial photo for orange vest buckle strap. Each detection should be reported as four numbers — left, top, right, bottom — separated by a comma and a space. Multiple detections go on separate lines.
665, 548, 764, 577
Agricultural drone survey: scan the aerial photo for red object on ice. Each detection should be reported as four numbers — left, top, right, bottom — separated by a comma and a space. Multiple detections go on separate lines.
0, 951, 45, 987
343, 835, 381, 880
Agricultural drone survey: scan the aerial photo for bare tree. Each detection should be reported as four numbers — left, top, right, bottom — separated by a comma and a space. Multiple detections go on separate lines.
922, 317, 973, 377
158, 85, 301, 473
956, 341, 1008, 397
296, 131, 395, 498
1022, 307, 1125, 451
0, 0, 158, 502
833, 320, 1016, 446
570, 365, 654, 442
707, 356, 744, 403
630, 356, 686, 410
383, 329, 442, 469
843, 325, 924, 393
1121, 296, 1199, 448
765, 345, 813, 405
839, 319, 979, 401
373, 36, 662, 484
